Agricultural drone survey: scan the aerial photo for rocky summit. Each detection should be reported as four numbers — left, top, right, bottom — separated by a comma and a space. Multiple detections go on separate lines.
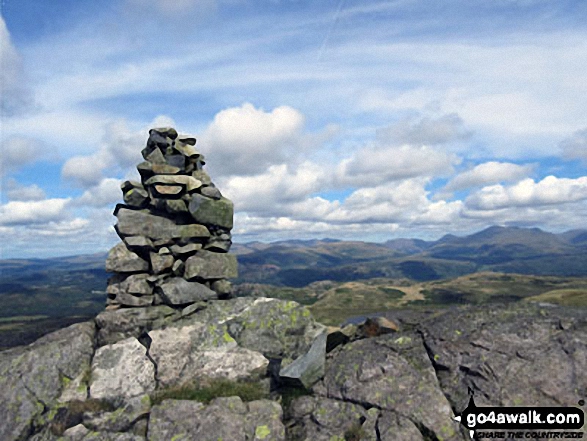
1, 129, 585, 441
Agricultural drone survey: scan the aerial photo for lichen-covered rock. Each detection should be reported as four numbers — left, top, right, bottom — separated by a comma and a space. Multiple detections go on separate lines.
148, 323, 268, 388
320, 333, 461, 441
89, 338, 156, 400
184, 249, 238, 280
105, 243, 149, 273
188, 194, 234, 229
147, 397, 284, 441
224, 298, 326, 361
0, 322, 95, 441
420, 303, 587, 410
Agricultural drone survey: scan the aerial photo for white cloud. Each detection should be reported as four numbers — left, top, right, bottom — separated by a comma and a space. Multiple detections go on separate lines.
3, 179, 46, 201
221, 161, 327, 214
0, 198, 71, 226
61, 117, 171, 188
559, 128, 587, 161
76, 178, 123, 207
443, 161, 535, 192
465, 175, 587, 210
0, 16, 31, 115
376, 113, 472, 146
335, 144, 459, 187
201, 103, 305, 176
1, 137, 42, 177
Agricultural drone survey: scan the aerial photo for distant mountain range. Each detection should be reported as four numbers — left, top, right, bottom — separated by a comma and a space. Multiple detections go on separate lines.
232, 226, 587, 285
1, 225, 586, 348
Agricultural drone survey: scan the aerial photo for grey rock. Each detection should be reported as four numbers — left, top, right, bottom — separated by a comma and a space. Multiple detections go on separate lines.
203, 238, 232, 252
419, 303, 587, 410
147, 398, 284, 441
95, 305, 177, 346
83, 394, 151, 433
377, 411, 426, 441
211, 279, 232, 298
321, 333, 461, 441
191, 169, 211, 185
224, 298, 326, 361
115, 207, 209, 242
123, 236, 154, 253
188, 194, 234, 229
115, 292, 154, 307
136, 161, 154, 180
280, 329, 326, 389
89, 338, 156, 401
200, 185, 222, 199
184, 250, 238, 280
107, 274, 152, 296
149, 252, 174, 274
286, 396, 368, 441
151, 163, 181, 174
0, 322, 95, 441
164, 154, 185, 169
105, 243, 149, 273
169, 243, 201, 258
162, 199, 187, 214
146, 147, 166, 164
173, 139, 199, 158
149, 323, 269, 388
171, 259, 184, 276
158, 277, 218, 305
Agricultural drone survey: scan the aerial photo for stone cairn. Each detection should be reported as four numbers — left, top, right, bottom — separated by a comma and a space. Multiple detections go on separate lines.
105, 127, 237, 309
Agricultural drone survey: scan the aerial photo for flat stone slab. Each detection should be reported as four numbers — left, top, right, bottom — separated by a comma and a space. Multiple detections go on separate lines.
90, 338, 156, 400
105, 243, 149, 273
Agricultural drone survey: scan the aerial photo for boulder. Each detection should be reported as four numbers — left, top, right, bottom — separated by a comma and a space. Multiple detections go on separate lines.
0, 322, 95, 441
148, 323, 269, 388
279, 329, 327, 389
188, 194, 233, 229
321, 333, 461, 441
107, 273, 152, 296
158, 277, 218, 305
145, 174, 202, 192
123, 236, 154, 252
184, 249, 238, 280
89, 338, 156, 401
105, 243, 149, 273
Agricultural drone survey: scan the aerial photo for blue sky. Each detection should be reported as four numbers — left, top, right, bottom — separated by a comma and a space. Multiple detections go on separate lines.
1, 0, 587, 258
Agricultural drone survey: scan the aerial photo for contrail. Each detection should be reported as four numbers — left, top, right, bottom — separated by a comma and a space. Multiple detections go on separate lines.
318, 0, 346, 61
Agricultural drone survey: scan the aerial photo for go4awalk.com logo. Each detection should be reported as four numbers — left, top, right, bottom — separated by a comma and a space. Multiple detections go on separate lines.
453, 389, 585, 439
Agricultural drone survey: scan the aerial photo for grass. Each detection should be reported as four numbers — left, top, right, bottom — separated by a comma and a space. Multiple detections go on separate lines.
523, 289, 587, 307
151, 378, 269, 405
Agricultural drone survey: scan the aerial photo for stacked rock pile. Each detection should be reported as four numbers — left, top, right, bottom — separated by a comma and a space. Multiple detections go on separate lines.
105, 127, 237, 309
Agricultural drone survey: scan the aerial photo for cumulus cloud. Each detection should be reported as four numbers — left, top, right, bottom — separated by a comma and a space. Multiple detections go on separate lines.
443, 161, 535, 192
0, 198, 71, 226
376, 113, 472, 146
221, 161, 327, 214
335, 144, 459, 187
3, 179, 46, 201
465, 175, 587, 210
201, 103, 305, 176
76, 178, 123, 207
61, 117, 170, 188
0, 16, 32, 116
1, 137, 42, 177
559, 128, 587, 161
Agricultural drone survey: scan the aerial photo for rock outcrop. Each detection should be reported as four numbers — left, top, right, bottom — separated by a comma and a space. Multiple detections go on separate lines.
105, 127, 236, 309
2, 302, 585, 440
